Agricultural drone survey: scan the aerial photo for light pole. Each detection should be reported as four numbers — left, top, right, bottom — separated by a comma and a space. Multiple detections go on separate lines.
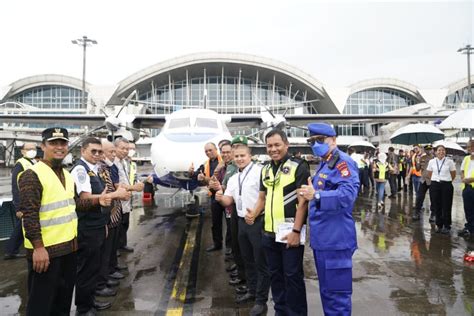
458, 44, 474, 105
72, 36, 97, 109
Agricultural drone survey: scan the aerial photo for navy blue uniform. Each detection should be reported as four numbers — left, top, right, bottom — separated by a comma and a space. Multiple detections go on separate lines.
310, 148, 359, 315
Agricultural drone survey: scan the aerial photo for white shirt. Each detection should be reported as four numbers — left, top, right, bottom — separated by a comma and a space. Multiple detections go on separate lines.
461, 156, 474, 178
224, 162, 262, 218
114, 157, 131, 213
71, 158, 99, 195
350, 153, 365, 169
427, 157, 456, 182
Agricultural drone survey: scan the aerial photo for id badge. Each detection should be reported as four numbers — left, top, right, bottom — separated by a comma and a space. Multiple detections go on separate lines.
237, 196, 243, 211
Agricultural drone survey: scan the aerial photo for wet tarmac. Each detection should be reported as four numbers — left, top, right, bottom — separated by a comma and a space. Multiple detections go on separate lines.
0, 167, 474, 315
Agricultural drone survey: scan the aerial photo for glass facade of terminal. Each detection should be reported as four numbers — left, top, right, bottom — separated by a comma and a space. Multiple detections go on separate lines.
443, 85, 474, 109
138, 75, 310, 115
12, 85, 87, 110
337, 88, 418, 136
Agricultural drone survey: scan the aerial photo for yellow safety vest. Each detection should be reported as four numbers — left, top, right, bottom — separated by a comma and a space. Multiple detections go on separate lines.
129, 161, 137, 184
16, 157, 34, 183
261, 159, 299, 233
23, 161, 77, 249
377, 162, 387, 180
461, 156, 474, 190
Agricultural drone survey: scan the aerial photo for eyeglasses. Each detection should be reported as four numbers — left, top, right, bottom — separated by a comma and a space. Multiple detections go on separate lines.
306, 136, 327, 146
91, 149, 104, 155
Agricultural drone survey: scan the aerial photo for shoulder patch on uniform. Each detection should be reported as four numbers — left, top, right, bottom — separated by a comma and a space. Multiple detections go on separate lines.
77, 168, 87, 184
336, 161, 351, 177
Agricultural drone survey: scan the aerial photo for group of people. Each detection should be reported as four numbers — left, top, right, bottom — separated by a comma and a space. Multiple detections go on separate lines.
191, 124, 359, 315
9, 127, 144, 316
351, 142, 474, 238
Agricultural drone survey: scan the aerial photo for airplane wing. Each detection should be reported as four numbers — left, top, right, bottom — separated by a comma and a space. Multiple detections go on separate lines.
284, 114, 449, 125
0, 114, 168, 129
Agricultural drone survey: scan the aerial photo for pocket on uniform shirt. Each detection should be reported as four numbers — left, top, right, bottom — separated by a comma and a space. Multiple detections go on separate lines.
325, 259, 352, 292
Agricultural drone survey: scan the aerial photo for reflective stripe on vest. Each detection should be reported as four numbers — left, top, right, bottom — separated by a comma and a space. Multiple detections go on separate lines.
23, 161, 77, 249
16, 157, 34, 183
261, 159, 299, 233
461, 156, 474, 190
129, 161, 137, 184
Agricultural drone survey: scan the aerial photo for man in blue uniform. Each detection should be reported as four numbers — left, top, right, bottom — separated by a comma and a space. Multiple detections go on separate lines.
298, 123, 359, 316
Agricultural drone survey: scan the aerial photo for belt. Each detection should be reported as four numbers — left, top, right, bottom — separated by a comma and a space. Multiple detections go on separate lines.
433, 180, 452, 184
262, 231, 276, 238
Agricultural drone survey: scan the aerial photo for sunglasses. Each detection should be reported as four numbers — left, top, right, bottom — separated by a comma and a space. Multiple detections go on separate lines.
306, 136, 327, 146
91, 149, 104, 155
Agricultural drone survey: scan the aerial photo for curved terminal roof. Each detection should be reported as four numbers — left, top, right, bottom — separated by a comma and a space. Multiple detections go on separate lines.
4, 74, 88, 99
111, 52, 338, 113
348, 78, 425, 102
445, 75, 474, 95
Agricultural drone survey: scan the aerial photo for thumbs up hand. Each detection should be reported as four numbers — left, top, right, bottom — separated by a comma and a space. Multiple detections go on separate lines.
297, 177, 315, 201
99, 188, 112, 206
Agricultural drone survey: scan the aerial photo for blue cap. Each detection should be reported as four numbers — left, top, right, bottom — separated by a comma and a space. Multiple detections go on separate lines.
307, 123, 336, 137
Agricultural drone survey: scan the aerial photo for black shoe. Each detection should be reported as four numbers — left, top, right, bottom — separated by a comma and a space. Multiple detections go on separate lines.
206, 245, 222, 252
226, 263, 237, 272
388, 195, 396, 199
75, 308, 97, 316
235, 285, 248, 295
412, 213, 421, 221
429, 215, 436, 223
225, 248, 232, 255
4, 253, 26, 260
95, 287, 117, 297
107, 279, 120, 287
93, 300, 111, 311
120, 246, 134, 253
224, 254, 234, 262
230, 270, 239, 278
235, 292, 255, 304
116, 264, 128, 271
250, 303, 268, 316
229, 277, 245, 286
109, 271, 125, 279
458, 228, 471, 238
440, 227, 451, 235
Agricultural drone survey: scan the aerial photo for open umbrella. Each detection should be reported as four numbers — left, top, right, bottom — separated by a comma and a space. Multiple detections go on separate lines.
432, 140, 466, 155
348, 140, 376, 152
438, 109, 474, 129
390, 123, 444, 145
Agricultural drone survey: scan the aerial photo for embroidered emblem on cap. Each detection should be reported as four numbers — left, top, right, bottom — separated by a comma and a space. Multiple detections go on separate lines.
52, 128, 64, 137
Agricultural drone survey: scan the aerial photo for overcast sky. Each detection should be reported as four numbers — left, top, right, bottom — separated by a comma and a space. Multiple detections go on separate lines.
0, 0, 472, 89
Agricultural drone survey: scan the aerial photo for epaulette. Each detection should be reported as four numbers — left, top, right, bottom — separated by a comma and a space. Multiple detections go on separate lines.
327, 151, 340, 169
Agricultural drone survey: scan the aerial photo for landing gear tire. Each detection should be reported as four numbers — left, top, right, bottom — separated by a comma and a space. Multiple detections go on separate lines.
186, 195, 200, 218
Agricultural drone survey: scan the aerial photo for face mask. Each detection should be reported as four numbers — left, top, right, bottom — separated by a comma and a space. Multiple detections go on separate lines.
128, 149, 136, 158
311, 142, 330, 157
25, 150, 37, 159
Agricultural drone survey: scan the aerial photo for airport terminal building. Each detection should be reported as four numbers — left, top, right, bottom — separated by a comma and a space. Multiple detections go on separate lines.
0, 52, 473, 158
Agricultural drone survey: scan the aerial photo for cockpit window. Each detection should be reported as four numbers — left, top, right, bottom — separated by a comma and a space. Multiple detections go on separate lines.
168, 118, 190, 129
195, 117, 218, 129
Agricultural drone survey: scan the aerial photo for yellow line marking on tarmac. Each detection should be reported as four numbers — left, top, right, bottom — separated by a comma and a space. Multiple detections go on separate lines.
165, 219, 199, 316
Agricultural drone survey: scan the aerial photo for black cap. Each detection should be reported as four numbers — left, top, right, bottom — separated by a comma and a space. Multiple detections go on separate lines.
42, 127, 69, 142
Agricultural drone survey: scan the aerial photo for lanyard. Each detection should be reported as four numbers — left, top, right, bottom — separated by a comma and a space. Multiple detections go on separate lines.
436, 158, 446, 175
238, 163, 254, 195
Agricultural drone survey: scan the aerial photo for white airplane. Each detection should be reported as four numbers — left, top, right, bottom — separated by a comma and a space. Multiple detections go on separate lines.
0, 100, 450, 202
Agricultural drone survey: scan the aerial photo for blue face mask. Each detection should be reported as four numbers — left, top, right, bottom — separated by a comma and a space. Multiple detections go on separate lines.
311, 142, 330, 157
